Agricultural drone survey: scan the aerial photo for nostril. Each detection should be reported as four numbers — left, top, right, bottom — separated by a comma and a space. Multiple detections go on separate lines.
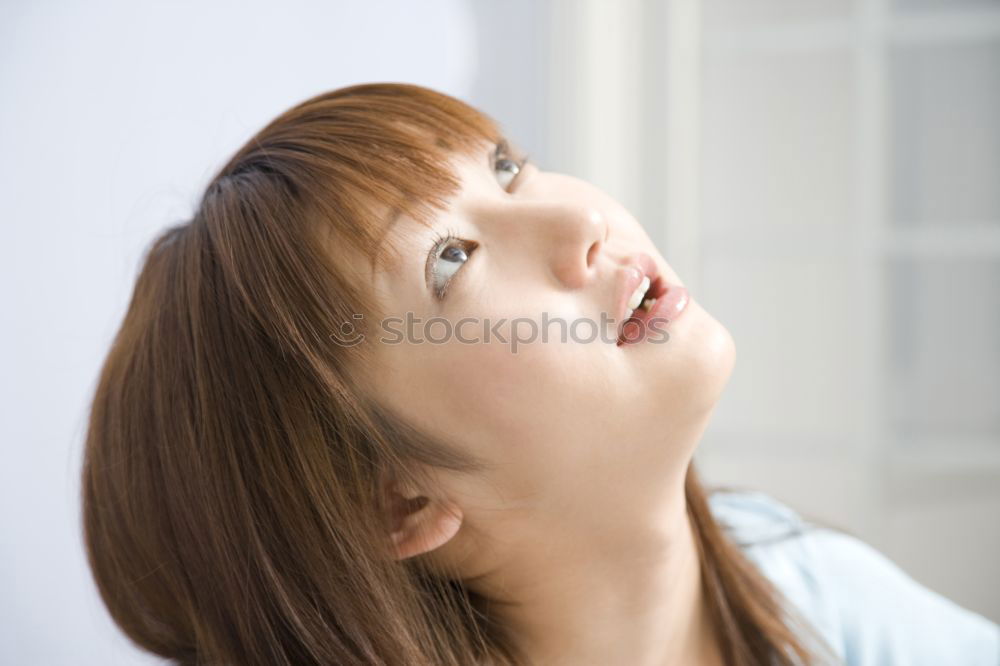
586, 240, 601, 269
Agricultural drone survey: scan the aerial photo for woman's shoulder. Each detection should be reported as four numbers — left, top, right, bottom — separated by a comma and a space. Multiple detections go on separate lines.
707, 488, 1000, 666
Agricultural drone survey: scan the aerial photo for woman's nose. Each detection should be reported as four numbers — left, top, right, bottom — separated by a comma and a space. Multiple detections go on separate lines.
540, 203, 608, 289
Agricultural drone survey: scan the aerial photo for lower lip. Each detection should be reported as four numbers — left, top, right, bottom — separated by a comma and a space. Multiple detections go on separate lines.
617, 283, 691, 347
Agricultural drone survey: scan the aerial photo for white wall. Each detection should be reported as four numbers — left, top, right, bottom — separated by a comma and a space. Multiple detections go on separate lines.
0, 1, 476, 663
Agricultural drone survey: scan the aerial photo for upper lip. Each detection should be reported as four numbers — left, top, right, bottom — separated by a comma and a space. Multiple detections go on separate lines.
614, 252, 660, 327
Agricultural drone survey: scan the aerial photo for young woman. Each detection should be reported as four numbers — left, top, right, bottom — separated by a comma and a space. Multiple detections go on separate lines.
81, 82, 998, 665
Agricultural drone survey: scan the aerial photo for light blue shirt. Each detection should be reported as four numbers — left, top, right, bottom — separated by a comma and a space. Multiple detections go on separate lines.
708, 490, 1000, 666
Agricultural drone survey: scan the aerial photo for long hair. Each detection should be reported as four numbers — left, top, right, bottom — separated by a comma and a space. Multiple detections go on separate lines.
82, 82, 833, 665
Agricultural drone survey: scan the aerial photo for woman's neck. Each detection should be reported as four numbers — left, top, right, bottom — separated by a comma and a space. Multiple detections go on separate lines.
470, 473, 726, 666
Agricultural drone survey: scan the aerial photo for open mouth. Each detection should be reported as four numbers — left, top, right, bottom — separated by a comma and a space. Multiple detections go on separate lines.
617, 274, 669, 345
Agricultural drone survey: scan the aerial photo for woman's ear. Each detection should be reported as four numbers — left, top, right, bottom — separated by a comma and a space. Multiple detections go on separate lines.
383, 481, 464, 561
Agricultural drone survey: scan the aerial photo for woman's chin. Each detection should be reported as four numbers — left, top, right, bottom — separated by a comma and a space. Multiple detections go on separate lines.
644, 299, 736, 417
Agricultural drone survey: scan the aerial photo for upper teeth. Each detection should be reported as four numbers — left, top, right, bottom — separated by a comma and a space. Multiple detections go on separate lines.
627, 275, 650, 312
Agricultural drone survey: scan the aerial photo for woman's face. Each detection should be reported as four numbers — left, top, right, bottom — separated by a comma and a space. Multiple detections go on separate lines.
354, 136, 735, 561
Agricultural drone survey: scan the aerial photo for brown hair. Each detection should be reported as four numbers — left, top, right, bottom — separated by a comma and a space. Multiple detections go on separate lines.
82, 82, 834, 665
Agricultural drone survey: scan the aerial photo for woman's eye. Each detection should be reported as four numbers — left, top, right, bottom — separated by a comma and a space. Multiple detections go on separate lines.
494, 140, 529, 192
429, 234, 478, 300
495, 156, 521, 190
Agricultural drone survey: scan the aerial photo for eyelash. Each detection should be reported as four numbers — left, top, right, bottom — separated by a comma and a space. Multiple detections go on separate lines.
427, 147, 530, 300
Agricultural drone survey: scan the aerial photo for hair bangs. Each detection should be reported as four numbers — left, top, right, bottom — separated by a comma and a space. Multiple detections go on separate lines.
208, 82, 502, 278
